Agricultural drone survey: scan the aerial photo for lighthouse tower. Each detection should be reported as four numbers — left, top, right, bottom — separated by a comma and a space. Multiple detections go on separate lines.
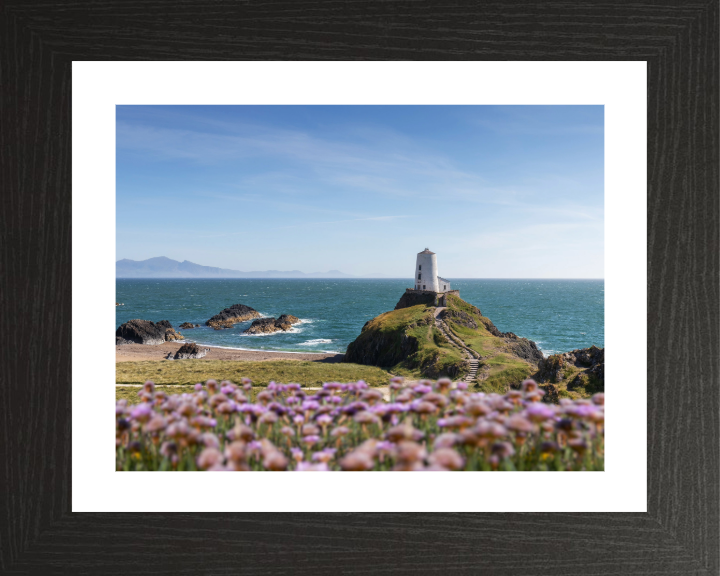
415, 248, 439, 291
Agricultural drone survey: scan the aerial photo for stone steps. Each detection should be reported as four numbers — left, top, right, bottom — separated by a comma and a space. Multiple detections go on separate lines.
432, 306, 482, 383
465, 359, 480, 383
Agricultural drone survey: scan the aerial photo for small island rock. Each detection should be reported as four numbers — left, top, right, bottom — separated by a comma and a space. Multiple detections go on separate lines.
206, 304, 260, 329
243, 315, 301, 335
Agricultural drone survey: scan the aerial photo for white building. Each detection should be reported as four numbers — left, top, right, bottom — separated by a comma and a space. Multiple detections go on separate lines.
414, 248, 451, 292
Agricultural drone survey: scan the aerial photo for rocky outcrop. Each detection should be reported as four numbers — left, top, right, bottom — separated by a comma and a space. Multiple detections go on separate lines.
206, 304, 260, 328
244, 318, 280, 334
155, 320, 184, 341
277, 313, 300, 325
568, 345, 604, 375
173, 342, 209, 359
537, 346, 605, 385
421, 356, 470, 380
540, 383, 560, 404
503, 334, 544, 364
243, 315, 300, 335
537, 354, 566, 382
116, 319, 166, 345
116, 319, 185, 344
345, 323, 422, 367
559, 346, 604, 374
394, 291, 437, 310
164, 328, 184, 341
179, 322, 199, 329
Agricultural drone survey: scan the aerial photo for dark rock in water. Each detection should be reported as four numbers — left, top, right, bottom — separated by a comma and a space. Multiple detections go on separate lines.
243, 314, 300, 335
174, 342, 209, 359
179, 322, 196, 329
116, 319, 166, 345
207, 304, 260, 328
244, 318, 279, 334
156, 320, 173, 331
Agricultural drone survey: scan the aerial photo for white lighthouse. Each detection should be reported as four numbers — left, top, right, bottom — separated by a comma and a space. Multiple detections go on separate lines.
414, 248, 451, 292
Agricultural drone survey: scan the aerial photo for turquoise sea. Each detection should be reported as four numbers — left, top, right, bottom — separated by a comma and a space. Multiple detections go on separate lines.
116, 279, 604, 356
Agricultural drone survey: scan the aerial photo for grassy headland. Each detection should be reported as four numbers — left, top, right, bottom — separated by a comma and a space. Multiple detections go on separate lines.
344, 292, 541, 392
442, 293, 537, 391
344, 304, 466, 379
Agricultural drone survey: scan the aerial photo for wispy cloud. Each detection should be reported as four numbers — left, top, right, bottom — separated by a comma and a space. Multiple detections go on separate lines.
193, 215, 415, 237
277, 215, 415, 229
116, 106, 604, 277
116, 121, 534, 207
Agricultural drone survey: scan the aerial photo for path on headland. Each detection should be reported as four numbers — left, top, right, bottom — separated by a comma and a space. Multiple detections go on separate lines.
433, 307, 480, 383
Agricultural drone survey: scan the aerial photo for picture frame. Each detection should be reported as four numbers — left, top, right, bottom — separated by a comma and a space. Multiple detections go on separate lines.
2, 2, 717, 573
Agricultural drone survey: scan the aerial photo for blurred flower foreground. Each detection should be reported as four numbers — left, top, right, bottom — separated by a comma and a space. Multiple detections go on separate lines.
116, 378, 604, 471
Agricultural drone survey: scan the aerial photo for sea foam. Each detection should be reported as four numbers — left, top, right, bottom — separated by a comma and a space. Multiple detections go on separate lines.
298, 339, 332, 346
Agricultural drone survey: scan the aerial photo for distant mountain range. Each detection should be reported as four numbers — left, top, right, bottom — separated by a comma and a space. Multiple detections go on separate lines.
116, 257, 390, 279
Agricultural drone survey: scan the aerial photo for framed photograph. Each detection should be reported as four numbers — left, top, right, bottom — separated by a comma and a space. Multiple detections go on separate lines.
77, 63, 639, 510
3, 2, 717, 574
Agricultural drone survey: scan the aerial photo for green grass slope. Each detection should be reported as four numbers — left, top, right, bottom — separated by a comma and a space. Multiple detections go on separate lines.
441, 294, 538, 391
116, 359, 392, 388
344, 303, 468, 379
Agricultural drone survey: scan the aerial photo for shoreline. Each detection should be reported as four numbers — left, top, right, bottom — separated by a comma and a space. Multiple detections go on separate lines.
116, 341, 345, 363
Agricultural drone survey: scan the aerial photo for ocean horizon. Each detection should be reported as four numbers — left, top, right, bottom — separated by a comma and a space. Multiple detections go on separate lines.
116, 278, 604, 356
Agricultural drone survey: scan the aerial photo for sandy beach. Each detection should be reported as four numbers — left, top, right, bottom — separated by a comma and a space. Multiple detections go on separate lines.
116, 342, 344, 363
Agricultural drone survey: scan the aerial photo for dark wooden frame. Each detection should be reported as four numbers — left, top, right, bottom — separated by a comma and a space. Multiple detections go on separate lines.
1, 2, 717, 574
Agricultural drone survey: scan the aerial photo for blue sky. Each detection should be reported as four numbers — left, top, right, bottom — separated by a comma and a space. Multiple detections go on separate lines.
117, 105, 603, 278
